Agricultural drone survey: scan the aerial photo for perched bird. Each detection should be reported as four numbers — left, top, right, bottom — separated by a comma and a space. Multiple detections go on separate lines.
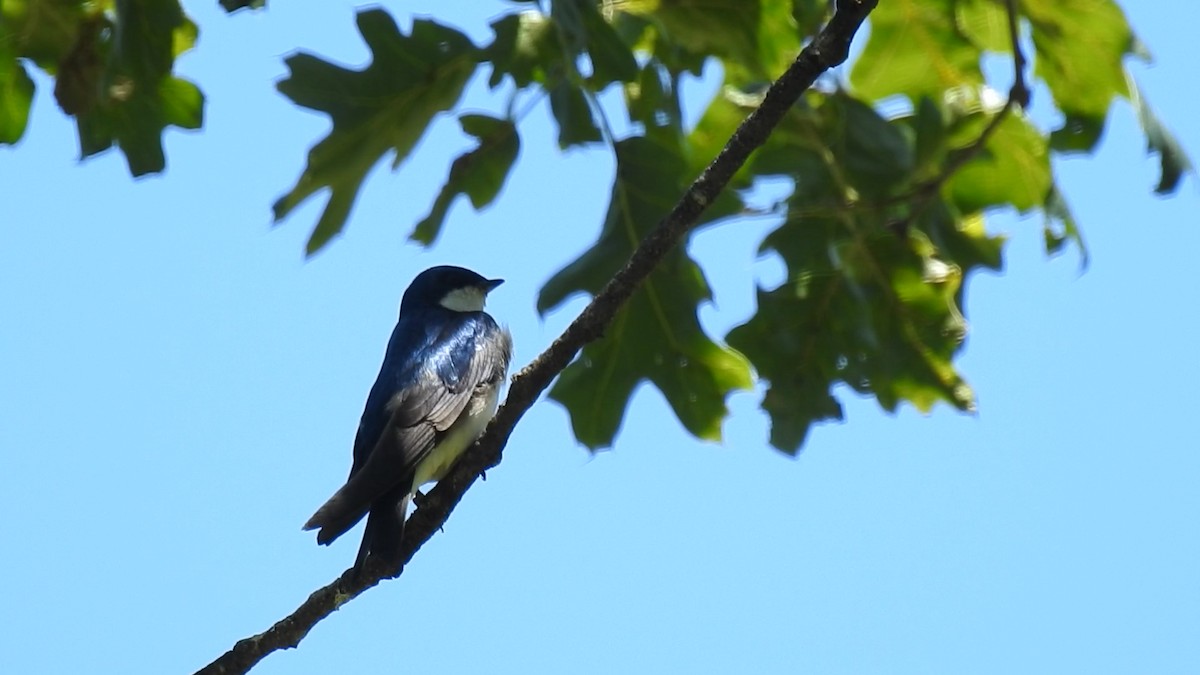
304, 265, 512, 578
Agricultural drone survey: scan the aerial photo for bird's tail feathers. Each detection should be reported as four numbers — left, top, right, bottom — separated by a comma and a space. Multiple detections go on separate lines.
351, 490, 412, 581
303, 493, 370, 546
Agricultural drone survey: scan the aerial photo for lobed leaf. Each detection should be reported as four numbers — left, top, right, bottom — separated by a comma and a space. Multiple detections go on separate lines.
273, 11, 479, 254
538, 134, 751, 449
3, 0, 203, 173
851, 0, 983, 103
733, 207, 976, 453
412, 115, 521, 245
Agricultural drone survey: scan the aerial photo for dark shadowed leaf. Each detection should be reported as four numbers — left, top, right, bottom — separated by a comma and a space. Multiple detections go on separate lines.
77, 5, 202, 175
273, 10, 479, 255
485, 11, 558, 89
625, 61, 678, 135
538, 135, 750, 449
1049, 113, 1107, 154
917, 203, 1005, 274
220, 0, 266, 13
910, 96, 947, 175
548, 79, 602, 148
570, 0, 639, 87
1128, 77, 1194, 194
831, 92, 914, 197
412, 114, 520, 245
1043, 184, 1088, 264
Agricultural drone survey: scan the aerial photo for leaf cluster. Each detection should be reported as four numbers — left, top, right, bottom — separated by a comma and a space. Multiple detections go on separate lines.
3, 0, 1191, 453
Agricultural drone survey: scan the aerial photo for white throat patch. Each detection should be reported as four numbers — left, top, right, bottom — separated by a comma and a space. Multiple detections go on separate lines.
439, 286, 487, 312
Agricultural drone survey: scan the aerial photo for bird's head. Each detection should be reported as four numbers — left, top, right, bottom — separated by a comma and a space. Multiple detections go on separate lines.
401, 265, 504, 313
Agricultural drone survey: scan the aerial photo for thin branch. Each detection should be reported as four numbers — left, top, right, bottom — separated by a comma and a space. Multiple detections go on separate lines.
194, 2, 877, 673
891, 0, 1029, 217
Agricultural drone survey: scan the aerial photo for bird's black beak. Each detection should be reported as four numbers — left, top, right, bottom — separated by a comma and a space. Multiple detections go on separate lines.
485, 278, 505, 292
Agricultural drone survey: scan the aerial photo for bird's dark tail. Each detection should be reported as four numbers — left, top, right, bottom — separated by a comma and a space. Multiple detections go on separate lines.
303, 492, 371, 546
303, 456, 409, 545
352, 489, 412, 581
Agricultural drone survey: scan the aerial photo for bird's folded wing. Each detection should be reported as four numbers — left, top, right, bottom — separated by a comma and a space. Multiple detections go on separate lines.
303, 345, 496, 543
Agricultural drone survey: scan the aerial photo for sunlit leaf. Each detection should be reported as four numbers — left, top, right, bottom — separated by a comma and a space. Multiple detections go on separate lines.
945, 113, 1049, 212
0, 51, 34, 144
273, 10, 479, 255
954, 0, 1008, 53
619, 0, 800, 83
1023, 0, 1132, 119
851, 0, 983, 102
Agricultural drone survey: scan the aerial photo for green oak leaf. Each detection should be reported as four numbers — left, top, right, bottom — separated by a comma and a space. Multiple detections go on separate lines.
485, 11, 558, 89
1, 0, 90, 69
1042, 185, 1088, 264
744, 91, 915, 198
851, 0, 984, 103
0, 50, 34, 144
1128, 75, 1194, 195
538, 134, 750, 449
274, 10, 479, 255
625, 60, 677, 135
551, 0, 638, 88
412, 114, 520, 245
75, 2, 203, 176
830, 92, 915, 198
1049, 113, 1107, 154
945, 112, 1049, 213
1023, 0, 1133, 119
917, 202, 1005, 274
1022, 0, 1135, 160
3, 0, 203, 173
910, 96, 948, 176
547, 78, 602, 148
732, 209, 975, 453
954, 0, 1008, 53
219, 0, 266, 13
619, 0, 800, 83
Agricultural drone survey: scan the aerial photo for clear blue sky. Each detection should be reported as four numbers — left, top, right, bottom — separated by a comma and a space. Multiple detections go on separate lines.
3, 3, 1198, 674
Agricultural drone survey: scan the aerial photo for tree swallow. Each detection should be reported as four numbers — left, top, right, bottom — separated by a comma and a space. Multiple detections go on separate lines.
304, 265, 512, 578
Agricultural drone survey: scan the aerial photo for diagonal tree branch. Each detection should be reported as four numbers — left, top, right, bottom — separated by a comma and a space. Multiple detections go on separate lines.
195, 2, 877, 673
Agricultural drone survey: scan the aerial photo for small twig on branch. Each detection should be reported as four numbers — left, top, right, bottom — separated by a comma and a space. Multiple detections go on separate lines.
194, 2, 877, 673
894, 0, 1029, 217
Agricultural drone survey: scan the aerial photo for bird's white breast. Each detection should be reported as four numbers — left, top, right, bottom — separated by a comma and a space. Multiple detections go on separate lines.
411, 382, 500, 489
